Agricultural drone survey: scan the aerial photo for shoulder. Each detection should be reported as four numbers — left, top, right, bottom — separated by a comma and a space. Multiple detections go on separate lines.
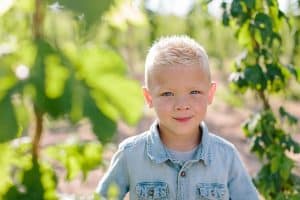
118, 131, 149, 151
207, 133, 243, 168
208, 133, 237, 154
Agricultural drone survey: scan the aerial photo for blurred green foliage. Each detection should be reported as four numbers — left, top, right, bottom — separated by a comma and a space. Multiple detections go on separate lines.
0, 0, 144, 199
222, 0, 300, 199
46, 142, 103, 181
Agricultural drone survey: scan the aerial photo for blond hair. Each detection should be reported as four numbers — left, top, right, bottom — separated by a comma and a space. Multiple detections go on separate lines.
144, 35, 210, 88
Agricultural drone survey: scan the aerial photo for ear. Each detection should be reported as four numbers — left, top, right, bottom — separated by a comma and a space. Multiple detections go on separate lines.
142, 87, 153, 108
207, 82, 216, 104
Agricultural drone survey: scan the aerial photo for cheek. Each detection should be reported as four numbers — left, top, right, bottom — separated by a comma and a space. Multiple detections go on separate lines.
153, 99, 173, 111
191, 96, 208, 108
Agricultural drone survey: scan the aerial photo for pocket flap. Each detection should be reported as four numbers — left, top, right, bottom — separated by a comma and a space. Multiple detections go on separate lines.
196, 183, 225, 200
135, 181, 169, 200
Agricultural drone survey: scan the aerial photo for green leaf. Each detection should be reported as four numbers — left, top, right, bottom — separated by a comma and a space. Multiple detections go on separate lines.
270, 32, 282, 47
221, 2, 227, 9
230, 0, 243, 17
4, 159, 58, 200
77, 46, 143, 134
46, 143, 81, 180
90, 91, 120, 122
251, 137, 265, 158
266, 64, 285, 81
295, 67, 300, 82
279, 107, 298, 125
0, 96, 19, 142
50, 0, 114, 29
270, 155, 280, 173
84, 93, 117, 143
0, 76, 16, 101
40, 161, 58, 200
30, 39, 54, 112
266, 63, 286, 92
236, 21, 252, 49
259, 111, 277, 135
81, 142, 103, 179
229, 71, 248, 92
78, 47, 127, 78
266, 0, 276, 7
30, 40, 72, 118
244, 0, 255, 9
254, 13, 273, 42
269, 4, 281, 32
45, 54, 70, 99
285, 136, 300, 153
93, 74, 144, 125
45, 142, 103, 181
244, 64, 267, 90
253, 28, 263, 46
243, 113, 261, 135
0, 143, 15, 196
11, 96, 30, 135
222, 11, 230, 26
70, 80, 85, 123
279, 157, 293, 180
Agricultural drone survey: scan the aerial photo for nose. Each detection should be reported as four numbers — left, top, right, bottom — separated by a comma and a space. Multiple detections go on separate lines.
174, 97, 190, 111
176, 105, 190, 111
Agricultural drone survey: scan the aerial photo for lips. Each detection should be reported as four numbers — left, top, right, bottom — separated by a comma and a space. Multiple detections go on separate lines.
173, 116, 192, 122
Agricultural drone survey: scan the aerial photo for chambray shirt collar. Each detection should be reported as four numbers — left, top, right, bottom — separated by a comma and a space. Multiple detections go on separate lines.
146, 121, 211, 166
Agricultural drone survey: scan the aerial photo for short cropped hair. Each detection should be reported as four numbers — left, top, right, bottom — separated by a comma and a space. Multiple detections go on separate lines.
144, 35, 210, 88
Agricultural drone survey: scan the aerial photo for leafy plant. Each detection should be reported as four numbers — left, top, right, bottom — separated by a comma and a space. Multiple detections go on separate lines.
221, 0, 300, 199
0, 0, 143, 199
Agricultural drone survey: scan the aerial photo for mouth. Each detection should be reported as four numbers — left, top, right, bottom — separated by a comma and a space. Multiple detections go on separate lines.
173, 116, 192, 122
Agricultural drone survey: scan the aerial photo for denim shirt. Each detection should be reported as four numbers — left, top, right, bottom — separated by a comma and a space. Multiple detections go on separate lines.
96, 121, 259, 200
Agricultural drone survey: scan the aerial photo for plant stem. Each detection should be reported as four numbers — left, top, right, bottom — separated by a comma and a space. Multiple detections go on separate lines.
258, 90, 270, 110
32, 0, 44, 160
33, 0, 44, 39
32, 106, 43, 160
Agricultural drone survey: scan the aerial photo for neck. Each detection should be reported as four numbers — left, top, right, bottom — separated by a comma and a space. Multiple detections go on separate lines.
159, 127, 202, 152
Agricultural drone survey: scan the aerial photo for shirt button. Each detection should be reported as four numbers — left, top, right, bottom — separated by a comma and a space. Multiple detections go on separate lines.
180, 171, 186, 177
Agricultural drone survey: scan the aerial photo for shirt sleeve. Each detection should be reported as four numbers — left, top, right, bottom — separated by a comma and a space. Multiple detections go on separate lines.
96, 146, 129, 199
228, 147, 260, 200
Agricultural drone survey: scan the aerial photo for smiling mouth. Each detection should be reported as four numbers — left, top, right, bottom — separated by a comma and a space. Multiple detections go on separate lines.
173, 117, 192, 122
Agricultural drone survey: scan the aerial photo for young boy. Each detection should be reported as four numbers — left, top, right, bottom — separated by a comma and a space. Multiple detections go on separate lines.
96, 35, 259, 200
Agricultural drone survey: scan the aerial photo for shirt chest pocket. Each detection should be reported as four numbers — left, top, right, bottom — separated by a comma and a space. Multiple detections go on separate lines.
135, 181, 169, 200
196, 183, 226, 200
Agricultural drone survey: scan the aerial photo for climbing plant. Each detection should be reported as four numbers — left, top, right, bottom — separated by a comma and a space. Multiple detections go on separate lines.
221, 0, 300, 199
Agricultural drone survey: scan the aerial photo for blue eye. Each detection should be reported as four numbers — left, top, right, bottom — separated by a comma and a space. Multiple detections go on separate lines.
161, 92, 174, 96
190, 90, 201, 94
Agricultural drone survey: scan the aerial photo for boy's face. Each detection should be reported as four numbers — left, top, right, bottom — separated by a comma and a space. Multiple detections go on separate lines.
143, 64, 216, 139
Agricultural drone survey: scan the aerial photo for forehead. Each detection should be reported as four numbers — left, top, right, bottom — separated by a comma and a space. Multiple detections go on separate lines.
148, 64, 210, 89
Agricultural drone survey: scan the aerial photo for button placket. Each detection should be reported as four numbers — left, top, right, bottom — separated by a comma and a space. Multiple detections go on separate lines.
180, 171, 186, 177
177, 168, 187, 200
177, 163, 192, 200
